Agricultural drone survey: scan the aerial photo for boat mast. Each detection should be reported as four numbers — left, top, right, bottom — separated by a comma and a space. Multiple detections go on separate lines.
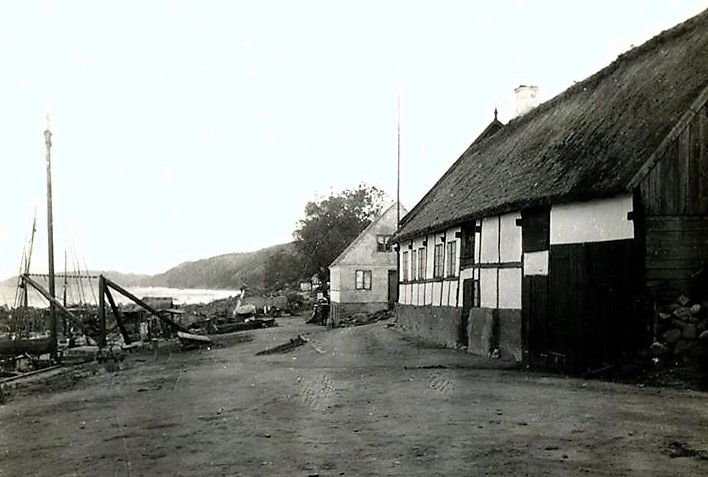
14, 207, 37, 309
45, 113, 57, 357
25, 209, 37, 308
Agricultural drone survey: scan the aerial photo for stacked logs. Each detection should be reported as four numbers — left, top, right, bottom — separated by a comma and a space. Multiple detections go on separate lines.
651, 295, 708, 359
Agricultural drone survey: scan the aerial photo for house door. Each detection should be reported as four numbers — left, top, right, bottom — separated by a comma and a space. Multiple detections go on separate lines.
387, 270, 398, 309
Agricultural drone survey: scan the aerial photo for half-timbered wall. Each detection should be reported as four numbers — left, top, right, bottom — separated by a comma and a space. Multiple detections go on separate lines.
397, 194, 643, 369
398, 226, 461, 307
477, 212, 523, 310
397, 212, 524, 311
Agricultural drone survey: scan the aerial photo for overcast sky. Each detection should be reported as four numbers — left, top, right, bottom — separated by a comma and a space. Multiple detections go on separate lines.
0, 0, 706, 280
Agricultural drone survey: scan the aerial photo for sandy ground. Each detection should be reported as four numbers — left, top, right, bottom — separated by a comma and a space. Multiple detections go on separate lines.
1, 317, 707, 477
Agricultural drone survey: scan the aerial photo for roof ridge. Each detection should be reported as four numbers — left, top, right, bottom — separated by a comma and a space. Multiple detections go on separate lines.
504, 8, 708, 132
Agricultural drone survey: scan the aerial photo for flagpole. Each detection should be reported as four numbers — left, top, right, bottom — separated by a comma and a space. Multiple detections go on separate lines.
397, 93, 401, 227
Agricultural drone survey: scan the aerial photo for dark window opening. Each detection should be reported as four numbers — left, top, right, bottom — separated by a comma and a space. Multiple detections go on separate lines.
377, 235, 393, 252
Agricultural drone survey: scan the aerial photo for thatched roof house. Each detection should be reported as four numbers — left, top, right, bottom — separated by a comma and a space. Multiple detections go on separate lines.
393, 10, 708, 373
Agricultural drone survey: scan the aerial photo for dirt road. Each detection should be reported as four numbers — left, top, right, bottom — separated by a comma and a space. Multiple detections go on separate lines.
1, 317, 707, 476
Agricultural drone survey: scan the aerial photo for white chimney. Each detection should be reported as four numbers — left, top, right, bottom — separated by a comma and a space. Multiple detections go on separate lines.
514, 85, 540, 117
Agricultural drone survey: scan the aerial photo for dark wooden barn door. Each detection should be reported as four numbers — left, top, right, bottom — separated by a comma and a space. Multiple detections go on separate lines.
547, 244, 585, 371
548, 240, 638, 372
583, 240, 639, 369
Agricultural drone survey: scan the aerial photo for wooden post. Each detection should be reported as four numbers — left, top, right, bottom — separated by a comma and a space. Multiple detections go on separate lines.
22, 274, 28, 309
104, 287, 131, 345
22, 275, 79, 323
98, 275, 106, 347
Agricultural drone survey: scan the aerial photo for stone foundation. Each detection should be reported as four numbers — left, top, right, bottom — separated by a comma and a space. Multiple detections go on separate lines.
395, 304, 463, 348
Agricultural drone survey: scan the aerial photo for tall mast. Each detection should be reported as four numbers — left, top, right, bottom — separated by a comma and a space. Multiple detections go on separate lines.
45, 113, 57, 357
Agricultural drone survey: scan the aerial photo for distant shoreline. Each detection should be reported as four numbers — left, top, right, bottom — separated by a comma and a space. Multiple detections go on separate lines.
0, 285, 241, 308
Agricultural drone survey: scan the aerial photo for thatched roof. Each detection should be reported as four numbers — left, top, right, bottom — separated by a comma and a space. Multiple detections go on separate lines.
397, 9, 708, 241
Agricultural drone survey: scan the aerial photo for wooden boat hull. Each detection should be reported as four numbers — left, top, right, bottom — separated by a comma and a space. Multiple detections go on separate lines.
0, 337, 54, 357
177, 331, 212, 347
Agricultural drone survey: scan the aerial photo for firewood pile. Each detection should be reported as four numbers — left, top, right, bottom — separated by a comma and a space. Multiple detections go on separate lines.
651, 295, 708, 360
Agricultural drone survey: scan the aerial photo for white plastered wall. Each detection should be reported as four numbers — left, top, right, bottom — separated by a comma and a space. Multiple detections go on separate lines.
479, 212, 522, 310
550, 194, 634, 245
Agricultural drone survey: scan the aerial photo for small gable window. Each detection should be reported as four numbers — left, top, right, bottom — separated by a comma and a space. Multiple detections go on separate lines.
377, 235, 393, 252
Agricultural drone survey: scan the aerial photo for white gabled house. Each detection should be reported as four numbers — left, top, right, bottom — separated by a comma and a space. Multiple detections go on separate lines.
329, 202, 407, 322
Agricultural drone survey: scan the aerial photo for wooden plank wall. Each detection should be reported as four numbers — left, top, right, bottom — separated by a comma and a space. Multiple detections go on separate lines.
639, 103, 708, 299
645, 216, 708, 298
640, 104, 708, 216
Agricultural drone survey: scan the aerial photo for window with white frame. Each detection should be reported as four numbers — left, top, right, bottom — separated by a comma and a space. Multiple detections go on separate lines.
433, 244, 444, 278
411, 249, 418, 281
447, 241, 457, 277
418, 247, 427, 280
402, 251, 409, 282
355, 270, 372, 290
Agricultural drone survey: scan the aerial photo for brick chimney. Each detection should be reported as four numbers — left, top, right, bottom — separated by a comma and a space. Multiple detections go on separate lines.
514, 85, 540, 117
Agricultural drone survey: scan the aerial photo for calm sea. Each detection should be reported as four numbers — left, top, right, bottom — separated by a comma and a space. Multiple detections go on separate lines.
0, 280, 240, 308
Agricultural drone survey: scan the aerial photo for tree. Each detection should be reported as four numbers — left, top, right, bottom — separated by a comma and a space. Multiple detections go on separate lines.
263, 249, 303, 291
293, 184, 386, 285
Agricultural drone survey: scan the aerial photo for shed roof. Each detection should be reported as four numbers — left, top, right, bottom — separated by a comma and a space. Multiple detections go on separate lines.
397, 9, 708, 241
